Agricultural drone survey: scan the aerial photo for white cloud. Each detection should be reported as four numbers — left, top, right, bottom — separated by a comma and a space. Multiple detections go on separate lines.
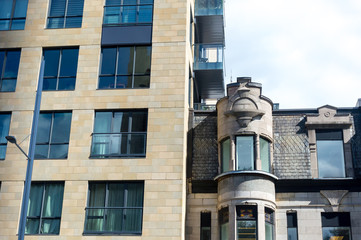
225, 0, 361, 108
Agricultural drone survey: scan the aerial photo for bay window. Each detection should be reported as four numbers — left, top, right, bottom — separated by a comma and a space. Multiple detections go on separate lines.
236, 136, 254, 171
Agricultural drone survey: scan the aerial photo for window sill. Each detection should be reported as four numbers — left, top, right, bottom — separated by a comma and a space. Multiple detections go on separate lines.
89, 155, 146, 159
46, 27, 82, 30
96, 87, 149, 90
83, 232, 141, 236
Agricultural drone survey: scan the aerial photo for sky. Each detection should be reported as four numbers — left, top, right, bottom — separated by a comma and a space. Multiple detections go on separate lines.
224, 0, 361, 109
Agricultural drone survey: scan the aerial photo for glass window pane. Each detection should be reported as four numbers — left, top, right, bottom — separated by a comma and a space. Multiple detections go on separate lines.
0, 114, 11, 144
41, 219, 60, 234
60, 48, 78, 77
0, 20, 10, 30
108, 183, 125, 207
117, 47, 133, 75
67, 0, 84, 16
4, 50, 21, 78
122, 209, 142, 232
0, 79, 16, 91
104, 6, 120, 24
322, 227, 351, 240
85, 209, 105, 231
44, 49, 60, 77
43, 78, 57, 90
51, 112, 72, 143
35, 144, 49, 159
0, 0, 13, 19
138, 5, 152, 23
99, 76, 115, 89
236, 136, 254, 171
42, 183, 64, 217
105, 209, 123, 232
134, 46, 151, 74
88, 183, 106, 207
265, 222, 274, 240
221, 138, 230, 172
317, 140, 345, 178
10, 19, 25, 30
94, 112, 112, 133
288, 228, 298, 240
91, 134, 110, 156
0, 51, 4, 77
129, 134, 146, 155
100, 48, 116, 75
112, 112, 128, 132
58, 77, 75, 90
28, 184, 44, 217
131, 112, 147, 132
0, 145, 7, 159
121, 6, 136, 23
49, 0, 66, 17
25, 219, 40, 234
133, 75, 150, 88
49, 144, 69, 158
106, 0, 121, 5
36, 113, 52, 143
126, 183, 144, 207
116, 76, 131, 88
237, 220, 256, 240
260, 137, 270, 172
14, 0, 29, 18
65, 16, 82, 27
123, 0, 137, 5
47, 17, 64, 28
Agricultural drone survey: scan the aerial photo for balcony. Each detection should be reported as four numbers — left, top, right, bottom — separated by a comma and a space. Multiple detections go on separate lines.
195, 0, 223, 16
194, 44, 223, 70
90, 133, 146, 158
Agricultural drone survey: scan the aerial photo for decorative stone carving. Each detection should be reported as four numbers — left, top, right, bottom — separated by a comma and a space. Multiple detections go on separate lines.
320, 190, 348, 211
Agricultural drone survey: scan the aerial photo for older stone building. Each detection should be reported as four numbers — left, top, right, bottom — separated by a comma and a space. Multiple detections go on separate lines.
186, 77, 361, 240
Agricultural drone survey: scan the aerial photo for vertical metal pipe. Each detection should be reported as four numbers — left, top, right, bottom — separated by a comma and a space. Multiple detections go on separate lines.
18, 59, 44, 240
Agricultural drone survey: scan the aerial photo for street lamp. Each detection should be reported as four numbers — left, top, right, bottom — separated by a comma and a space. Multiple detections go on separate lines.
7, 59, 44, 240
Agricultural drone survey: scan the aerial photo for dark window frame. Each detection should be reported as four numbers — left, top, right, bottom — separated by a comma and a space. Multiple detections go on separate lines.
200, 211, 211, 240
0, 0, 28, 31
35, 111, 72, 159
0, 49, 21, 92
47, 0, 85, 29
103, 0, 154, 26
98, 45, 151, 90
0, 113, 11, 160
287, 212, 298, 240
42, 47, 79, 91
84, 181, 145, 235
90, 110, 148, 158
25, 181, 65, 235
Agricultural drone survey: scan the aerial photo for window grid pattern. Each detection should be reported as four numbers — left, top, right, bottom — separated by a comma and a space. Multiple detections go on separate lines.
0, 49, 21, 92
47, 0, 84, 28
103, 0, 153, 26
99, 46, 151, 89
35, 112, 72, 159
91, 110, 147, 158
43, 48, 79, 91
0, 0, 28, 30
84, 181, 144, 235
25, 182, 64, 235
0, 113, 11, 160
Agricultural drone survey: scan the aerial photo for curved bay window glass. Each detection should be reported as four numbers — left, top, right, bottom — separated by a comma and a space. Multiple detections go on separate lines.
236, 205, 257, 240
265, 208, 274, 240
221, 138, 230, 173
321, 212, 351, 240
260, 137, 271, 172
236, 136, 254, 171
316, 130, 345, 178
219, 207, 229, 240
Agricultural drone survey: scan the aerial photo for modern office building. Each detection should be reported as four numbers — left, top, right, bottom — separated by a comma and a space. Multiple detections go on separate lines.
1, 0, 361, 240
0, 0, 224, 239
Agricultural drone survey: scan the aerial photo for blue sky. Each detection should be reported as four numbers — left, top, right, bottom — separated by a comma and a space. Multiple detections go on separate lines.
225, 0, 361, 108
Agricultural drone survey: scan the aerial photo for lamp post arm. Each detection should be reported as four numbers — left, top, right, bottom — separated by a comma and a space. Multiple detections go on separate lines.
14, 142, 30, 160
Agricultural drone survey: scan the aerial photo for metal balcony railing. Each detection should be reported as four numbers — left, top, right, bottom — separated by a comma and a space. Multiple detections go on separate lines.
195, 0, 223, 16
194, 103, 216, 111
91, 132, 146, 157
194, 44, 223, 70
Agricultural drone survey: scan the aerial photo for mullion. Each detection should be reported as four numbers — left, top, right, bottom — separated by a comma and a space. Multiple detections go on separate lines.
9, 0, 16, 29
0, 51, 7, 90
47, 113, 55, 158
122, 184, 128, 232
103, 183, 110, 231
127, 113, 133, 154
38, 184, 46, 234
114, 47, 120, 88
63, 0, 69, 27
131, 47, 136, 88
56, 49, 63, 90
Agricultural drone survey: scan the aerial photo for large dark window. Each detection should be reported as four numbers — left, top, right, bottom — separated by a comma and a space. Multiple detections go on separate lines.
321, 212, 351, 240
0, 113, 11, 159
201, 212, 211, 240
103, 0, 153, 26
316, 129, 345, 178
84, 181, 144, 234
236, 205, 257, 240
47, 0, 84, 28
43, 48, 79, 91
91, 110, 147, 158
0, 49, 21, 92
25, 182, 64, 235
0, 0, 28, 30
99, 46, 151, 89
287, 212, 298, 240
236, 136, 254, 171
35, 112, 72, 159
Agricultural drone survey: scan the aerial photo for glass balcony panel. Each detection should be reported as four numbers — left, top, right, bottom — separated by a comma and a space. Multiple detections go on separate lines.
195, 0, 223, 16
194, 44, 223, 70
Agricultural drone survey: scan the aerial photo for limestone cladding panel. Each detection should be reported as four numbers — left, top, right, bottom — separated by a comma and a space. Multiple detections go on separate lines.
273, 115, 311, 179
